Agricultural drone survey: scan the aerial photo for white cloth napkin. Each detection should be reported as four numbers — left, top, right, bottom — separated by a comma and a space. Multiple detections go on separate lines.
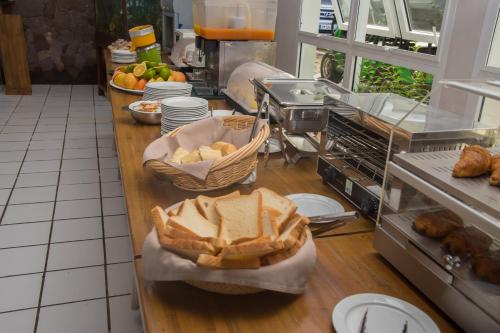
142, 116, 266, 180
141, 229, 317, 294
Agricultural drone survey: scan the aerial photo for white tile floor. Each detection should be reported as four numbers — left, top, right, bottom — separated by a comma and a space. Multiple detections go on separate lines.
0, 85, 142, 333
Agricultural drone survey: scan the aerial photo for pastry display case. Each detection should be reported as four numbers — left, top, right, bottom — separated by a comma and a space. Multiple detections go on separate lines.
375, 147, 500, 332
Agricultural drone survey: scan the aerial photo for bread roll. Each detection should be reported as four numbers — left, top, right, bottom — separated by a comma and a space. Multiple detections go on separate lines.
211, 141, 229, 151
221, 143, 237, 156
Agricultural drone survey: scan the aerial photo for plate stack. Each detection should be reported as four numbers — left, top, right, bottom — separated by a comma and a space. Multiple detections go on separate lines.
160, 97, 209, 134
111, 49, 137, 63
143, 82, 192, 101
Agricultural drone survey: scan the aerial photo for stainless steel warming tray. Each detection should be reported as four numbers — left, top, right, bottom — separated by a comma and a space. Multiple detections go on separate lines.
253, 78, 350, 133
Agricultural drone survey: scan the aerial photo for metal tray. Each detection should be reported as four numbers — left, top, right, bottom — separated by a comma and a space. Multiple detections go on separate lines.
393, 148, 500, 219
253, 78, 349, 107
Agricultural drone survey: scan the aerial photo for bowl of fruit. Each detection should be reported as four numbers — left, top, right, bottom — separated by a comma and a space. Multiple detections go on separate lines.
110, 62, 187, 94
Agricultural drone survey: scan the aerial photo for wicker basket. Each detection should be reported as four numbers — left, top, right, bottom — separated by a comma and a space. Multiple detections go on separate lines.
146, 115, 270, 191
185, 281, 264, 295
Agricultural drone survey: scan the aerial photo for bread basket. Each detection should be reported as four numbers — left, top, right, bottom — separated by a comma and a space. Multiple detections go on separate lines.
146, 115, 270, 191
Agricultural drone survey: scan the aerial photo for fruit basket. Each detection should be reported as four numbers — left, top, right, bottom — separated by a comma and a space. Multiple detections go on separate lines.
145, 115, 270, 191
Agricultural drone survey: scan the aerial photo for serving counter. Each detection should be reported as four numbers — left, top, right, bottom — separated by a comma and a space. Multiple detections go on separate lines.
108, 87, 461, 333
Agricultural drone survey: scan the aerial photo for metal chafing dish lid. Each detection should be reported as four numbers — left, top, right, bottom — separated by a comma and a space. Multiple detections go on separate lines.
253, 78, 349, 107
329, 92, 494, 133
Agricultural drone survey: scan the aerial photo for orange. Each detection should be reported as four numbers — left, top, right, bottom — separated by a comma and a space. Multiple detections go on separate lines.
113, 73, 127, 87
133, 79, 147, 90
123, 73, 138, 89
171, 71, 186, 82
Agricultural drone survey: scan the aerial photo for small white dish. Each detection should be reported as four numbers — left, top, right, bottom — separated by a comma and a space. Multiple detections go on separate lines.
332, 293, 440, 333
128, 100, 161, 113
286, 193, 344, 217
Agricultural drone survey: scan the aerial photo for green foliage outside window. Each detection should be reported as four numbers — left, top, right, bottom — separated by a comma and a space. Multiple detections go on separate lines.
356, 58, 433, 102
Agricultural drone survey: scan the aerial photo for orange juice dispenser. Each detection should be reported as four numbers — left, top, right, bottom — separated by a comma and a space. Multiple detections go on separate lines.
189, 0, 278, 97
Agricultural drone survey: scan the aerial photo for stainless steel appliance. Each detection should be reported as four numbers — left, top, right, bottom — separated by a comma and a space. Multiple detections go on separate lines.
317, 92, 498, 221
192, 37, 276, 97
375, 148, 500, 332
161, 0, 194, 52
252, 78, 351, 163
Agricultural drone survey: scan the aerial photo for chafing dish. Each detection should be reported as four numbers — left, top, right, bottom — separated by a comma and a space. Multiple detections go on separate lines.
375, 148, 500, 332
318, 92, 498, 221
253, 78, 350, 133
253, 78, 351, 163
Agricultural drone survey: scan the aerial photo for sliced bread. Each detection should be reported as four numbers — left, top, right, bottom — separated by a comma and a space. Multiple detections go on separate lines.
167, 199, 218, 238
255, 188, 297, 233
151, 206, 169, 237
160, 237, 218, 261
219, 235, 284, 260
164, 225, 227, 249
262, 207, 280, 240
275, 214, 308, 250
197, 254, 261, 269
216, 191, 263, 244
262, 228, 309, 266
195, 191, 240, 226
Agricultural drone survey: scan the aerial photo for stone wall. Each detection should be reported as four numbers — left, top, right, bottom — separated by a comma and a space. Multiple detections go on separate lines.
11, 0, 96, 84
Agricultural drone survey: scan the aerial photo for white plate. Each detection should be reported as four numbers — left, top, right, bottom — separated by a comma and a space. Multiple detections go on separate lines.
332, 293, 440, 333
286, 193, 344, 217
161, 96, 208, 109
211, 109, 243, 117
258, 138, 282, 154
145, 82, 192, 90
109, 80, 144, 95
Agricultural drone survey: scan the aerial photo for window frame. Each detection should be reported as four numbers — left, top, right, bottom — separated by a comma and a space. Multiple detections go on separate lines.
393, 0, 446, 45
331, 0, 400, 38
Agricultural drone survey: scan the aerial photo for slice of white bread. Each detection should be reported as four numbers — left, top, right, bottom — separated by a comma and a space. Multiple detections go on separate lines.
262, 208, 280, 240
275, 215, 309, 250
197, 254, 261, 269
164, 225, 227, 249
151, 206, 170, 237
150, 206, 218, 260
167, 199, 218, 238
216, 191, 263, 244
160, 237, 218, 261
262, 228, 309, 266
152, 206, 225, 247
219, 235, 284, 260
199, 146, 222, 161
195, 191, 240, 226
255, 188, 297, 233
167, 206, 179, 217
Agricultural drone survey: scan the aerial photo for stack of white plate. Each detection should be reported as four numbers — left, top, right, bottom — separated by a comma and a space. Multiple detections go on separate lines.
111, 49, 137, 63
143, 82, 192, 101
160, 97, 209, 134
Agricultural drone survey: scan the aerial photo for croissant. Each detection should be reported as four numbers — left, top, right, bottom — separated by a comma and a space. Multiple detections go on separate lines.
490, 154, 500, 186
452, 145, 492, 178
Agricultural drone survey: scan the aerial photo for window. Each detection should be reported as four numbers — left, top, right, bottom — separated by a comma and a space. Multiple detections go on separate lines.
395, 0, 446, 44
298, 43, 345, 84
487, 10, 500, 69
333, 0, 399, 38
300, 0, 348, 38
479, 98, 500, 127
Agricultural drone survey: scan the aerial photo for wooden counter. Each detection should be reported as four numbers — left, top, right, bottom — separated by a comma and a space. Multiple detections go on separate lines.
108, 86, 461, 333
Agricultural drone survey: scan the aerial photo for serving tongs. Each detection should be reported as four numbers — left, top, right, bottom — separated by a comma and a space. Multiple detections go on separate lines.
308, 211, 359, 237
